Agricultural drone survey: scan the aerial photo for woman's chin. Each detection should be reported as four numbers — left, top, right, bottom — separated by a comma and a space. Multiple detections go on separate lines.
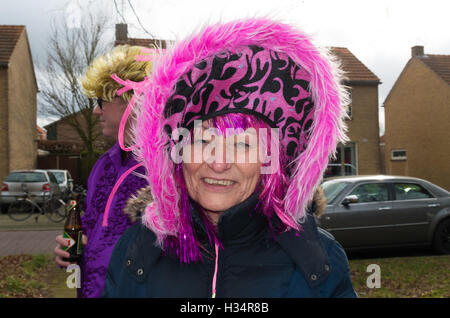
102, 130, 120, 140
197, 198, 234, 213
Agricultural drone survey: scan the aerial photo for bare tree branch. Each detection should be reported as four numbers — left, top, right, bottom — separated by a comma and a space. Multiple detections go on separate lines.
38, 8, 113, 156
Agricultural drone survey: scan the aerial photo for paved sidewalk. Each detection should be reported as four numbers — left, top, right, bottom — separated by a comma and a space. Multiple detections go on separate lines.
0, 214, 63, 231
0, 230, 60, 256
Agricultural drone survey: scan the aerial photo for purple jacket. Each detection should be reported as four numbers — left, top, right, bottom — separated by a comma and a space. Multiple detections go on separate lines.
78, 142, 147, 298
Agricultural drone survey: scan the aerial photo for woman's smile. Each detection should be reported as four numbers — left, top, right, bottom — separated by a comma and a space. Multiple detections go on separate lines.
201, 177, 237, 192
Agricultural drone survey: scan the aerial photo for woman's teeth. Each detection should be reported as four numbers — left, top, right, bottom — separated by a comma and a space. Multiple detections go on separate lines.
203, 178, 235, 186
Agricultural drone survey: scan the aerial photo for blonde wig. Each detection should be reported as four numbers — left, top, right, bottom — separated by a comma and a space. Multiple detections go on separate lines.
81, 45, 152, 102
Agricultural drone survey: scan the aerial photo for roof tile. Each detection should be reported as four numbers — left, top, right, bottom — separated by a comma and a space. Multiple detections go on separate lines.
417, 54, 450, 85
0, 25, 25, 65
330, 47, 380, 83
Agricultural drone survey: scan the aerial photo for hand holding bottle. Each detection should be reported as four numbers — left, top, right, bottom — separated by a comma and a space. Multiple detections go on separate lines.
54, 198, 86, 267
54, 234, 88, 267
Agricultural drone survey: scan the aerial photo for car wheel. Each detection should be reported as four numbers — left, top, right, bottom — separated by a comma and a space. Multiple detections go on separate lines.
432, 218, 450, 254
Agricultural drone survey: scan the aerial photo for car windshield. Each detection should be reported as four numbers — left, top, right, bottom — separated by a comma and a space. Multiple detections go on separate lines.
5, 172, 47, 183
322, 180, 350, 203
51, 172, 65, 184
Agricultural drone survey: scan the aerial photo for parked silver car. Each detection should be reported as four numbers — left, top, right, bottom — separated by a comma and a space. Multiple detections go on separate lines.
47, 169, 74, 199
0, 170, 62, 206
318, 175, 450, 254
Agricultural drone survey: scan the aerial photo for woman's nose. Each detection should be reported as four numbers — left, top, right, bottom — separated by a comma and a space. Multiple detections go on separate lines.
205, 139, 232, 172
207, 160, 232, 173
93, 104, 102, 115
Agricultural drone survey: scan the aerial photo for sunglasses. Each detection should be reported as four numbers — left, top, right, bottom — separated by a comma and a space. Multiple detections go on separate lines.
96, 98, 103, 110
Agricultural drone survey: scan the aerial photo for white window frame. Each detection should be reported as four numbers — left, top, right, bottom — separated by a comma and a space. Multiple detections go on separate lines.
391, 149, 407, 161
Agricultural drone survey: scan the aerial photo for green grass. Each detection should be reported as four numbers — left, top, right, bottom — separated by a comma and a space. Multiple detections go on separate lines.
349, 255, 450, 297
0, 254, 76, 298
47, 264, 77, 298
0, 254, 449, 297
0, 255, 52, 297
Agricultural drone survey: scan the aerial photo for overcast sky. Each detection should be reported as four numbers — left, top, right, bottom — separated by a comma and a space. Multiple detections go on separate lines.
1, 0, 450, 135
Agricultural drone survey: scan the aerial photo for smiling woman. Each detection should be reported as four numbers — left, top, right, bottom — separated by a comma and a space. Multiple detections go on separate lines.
103, 18, 356, 298
180, 114, 270, 226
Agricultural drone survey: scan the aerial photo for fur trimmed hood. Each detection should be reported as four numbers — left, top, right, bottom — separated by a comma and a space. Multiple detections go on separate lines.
124, 186, 154, 223
130, 18, 348, 247
124, 186, 328, 223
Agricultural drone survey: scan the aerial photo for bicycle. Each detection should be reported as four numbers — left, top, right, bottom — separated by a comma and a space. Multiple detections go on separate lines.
7, 191, 68, 223
72, 184, 87, 210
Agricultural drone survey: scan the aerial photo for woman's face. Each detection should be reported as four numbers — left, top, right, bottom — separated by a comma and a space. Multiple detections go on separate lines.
182, 121, 262, 224
93, 97, 130, 139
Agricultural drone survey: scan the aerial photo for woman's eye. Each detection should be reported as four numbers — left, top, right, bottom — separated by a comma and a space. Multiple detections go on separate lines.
193, 139, 207, 145
236, 142, 250, 149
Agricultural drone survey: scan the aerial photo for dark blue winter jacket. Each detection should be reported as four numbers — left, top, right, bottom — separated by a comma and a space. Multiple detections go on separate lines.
102, 193, 357, 298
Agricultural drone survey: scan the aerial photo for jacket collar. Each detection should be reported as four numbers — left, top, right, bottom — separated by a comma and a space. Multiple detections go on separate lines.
107, 141, 135, 169
190, 192, 267, 247
123, 185, 328, 225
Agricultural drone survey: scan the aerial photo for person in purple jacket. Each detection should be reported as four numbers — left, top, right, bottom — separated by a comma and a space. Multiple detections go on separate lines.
54, 45, 151, 297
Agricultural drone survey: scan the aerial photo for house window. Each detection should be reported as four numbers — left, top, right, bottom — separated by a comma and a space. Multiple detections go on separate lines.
46, 124, 57, 140
391, 149, 407, 161
346, 105, 352, 119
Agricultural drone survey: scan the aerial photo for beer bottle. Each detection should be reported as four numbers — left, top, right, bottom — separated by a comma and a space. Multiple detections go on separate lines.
62, 199, 83, 262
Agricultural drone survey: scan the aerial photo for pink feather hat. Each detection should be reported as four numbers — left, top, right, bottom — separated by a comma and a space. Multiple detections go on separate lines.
131, 18, 349, 245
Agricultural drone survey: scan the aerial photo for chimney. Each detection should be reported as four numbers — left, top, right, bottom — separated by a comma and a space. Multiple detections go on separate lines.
115, 23, 128, 42
411, 45, 424, 58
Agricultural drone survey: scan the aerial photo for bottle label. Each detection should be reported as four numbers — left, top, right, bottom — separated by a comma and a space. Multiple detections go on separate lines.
63, 231, 76, 251
76, 231, 83, 255
63, 230, 83, 255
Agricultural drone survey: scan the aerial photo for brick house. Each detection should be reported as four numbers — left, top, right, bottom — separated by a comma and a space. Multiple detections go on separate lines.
0, 25, 38, 183
42, 110, 115, 185
44, 110, 114, 150
383, 46, 450, 190
325, 47, 382, 177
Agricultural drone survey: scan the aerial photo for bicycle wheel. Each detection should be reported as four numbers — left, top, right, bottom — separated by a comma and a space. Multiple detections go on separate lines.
8, 200, 35, 221
44, 198, 67, 223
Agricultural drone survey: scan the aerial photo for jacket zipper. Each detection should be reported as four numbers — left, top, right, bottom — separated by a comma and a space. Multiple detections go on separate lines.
211, 241, 219, 298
